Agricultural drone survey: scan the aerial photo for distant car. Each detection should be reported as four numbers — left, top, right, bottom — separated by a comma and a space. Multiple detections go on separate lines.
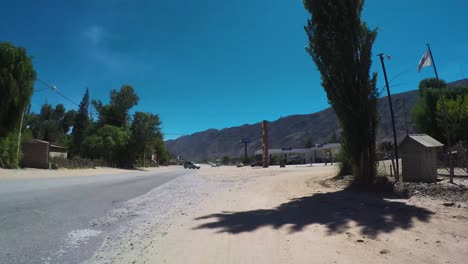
250, 161, 263, 167
184, 161, 200, 169
211, 162, 220, 167
236, 162, 244, 167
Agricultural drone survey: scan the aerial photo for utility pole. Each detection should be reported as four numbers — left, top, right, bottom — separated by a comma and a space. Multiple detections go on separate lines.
262, 121, 269, 168
241, 138, 250, 161
378, 53, 400, 182
426, 44, 454, 183
16, 107, 26, 166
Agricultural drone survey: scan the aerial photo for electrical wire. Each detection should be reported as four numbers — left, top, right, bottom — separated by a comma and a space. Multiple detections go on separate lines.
33, 87, 49, 92
36, 77, 79, 106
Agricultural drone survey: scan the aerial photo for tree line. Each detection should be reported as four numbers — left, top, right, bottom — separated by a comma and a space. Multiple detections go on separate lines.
0, 42, 169, 168
412, 78, 467, 144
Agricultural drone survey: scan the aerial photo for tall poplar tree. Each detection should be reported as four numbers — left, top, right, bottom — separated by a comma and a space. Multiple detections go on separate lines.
304, 0, 379, 185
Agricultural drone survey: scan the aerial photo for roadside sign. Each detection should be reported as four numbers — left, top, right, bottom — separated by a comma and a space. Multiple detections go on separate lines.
241, 138, 251, 143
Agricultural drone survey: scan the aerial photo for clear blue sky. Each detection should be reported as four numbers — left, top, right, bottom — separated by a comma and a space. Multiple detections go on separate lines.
2, 0, 467, 140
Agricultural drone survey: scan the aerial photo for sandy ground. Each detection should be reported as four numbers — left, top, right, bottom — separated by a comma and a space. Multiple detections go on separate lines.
83, 164, 468, 264
152, 165, 467, 264
0, 166, 173, 180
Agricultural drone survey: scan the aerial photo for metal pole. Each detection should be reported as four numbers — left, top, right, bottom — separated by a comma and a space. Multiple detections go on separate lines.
378, 53, 400, 182
426, 44, 454, 183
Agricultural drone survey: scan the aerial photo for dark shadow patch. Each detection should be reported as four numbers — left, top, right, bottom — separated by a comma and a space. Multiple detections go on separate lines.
194, 189, 433, 238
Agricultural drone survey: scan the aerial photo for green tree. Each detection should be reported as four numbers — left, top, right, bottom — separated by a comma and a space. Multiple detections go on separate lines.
0, 42, 36, 137
412, 83, 467, 144
412, 87, 441, 139
93, 85, 139, 128
418, 78, 446, 94
436, 94, 468, 143
153, 137, 169, 165
82, 125, 130, 166
70, 88, 90, 157
304, 0, 378, 185
60, 110, 76, 134
0, 132, 20, 168
129, 112, 162, 166
34, 103, 61, 143
25, 104, 75, 143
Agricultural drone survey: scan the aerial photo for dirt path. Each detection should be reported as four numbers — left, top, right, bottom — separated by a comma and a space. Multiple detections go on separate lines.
144, 165, 468, 264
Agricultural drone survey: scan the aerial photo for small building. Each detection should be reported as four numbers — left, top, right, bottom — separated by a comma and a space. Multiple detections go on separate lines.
399, 134, 443, 183
254, 143, 341, 164
21, 139, 68, 169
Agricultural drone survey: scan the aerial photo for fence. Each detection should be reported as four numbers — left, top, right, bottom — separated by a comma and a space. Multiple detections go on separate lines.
377, 141, 468, 181
437, 141, 468, 177
50, 157, 109, 169
376, 152, 400, 180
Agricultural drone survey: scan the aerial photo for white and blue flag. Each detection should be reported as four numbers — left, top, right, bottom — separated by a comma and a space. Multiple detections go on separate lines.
418, 50, 432, 72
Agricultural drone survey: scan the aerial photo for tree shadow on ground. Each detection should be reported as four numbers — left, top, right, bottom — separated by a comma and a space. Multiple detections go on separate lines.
194, 190, 434, 238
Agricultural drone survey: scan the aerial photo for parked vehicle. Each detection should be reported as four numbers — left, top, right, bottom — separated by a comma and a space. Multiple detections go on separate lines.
236, 162, 244, 167
184, 161, 200, 169
250, 160, 263, 167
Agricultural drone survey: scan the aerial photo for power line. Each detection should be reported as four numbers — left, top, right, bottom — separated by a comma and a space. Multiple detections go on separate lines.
33, 87, 49, 92
36, 77, 79, 107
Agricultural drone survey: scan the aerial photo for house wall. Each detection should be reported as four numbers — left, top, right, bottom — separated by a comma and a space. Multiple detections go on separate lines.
49, 146, 68, 159
49, 151, 67, 159
21, 141, 49, 169
401, 139, 437, 183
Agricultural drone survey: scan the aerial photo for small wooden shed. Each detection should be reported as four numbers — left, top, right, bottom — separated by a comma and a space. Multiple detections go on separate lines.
399, 134, 443, 183
21, 139, 68, 169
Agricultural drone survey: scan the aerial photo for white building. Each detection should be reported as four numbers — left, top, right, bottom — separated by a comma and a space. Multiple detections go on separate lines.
255, 143, 341, 164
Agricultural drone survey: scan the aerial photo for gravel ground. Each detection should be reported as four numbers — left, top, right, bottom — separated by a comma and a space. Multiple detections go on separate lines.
394, 178, 468, 202
83, 168, 249, 264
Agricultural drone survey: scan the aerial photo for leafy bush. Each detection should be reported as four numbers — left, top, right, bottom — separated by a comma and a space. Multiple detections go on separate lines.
0, 132, 20, 169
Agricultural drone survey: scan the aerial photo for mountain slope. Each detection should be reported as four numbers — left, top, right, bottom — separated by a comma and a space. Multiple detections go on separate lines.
166, 79, 467, 161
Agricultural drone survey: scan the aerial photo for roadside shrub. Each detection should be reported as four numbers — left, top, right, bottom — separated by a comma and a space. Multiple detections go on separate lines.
0, 132, 20, 169
335, 144, 352, 176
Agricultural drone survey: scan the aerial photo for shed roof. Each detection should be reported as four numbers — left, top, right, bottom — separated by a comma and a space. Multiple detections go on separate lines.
49, 144, 67, 150
406, 134, 444, 148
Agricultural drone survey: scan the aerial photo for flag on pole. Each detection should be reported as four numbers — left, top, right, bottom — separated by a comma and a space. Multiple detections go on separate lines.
417, 49, 432, 72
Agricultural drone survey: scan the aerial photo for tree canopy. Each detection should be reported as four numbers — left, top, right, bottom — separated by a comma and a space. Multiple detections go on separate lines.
70, 88, 90, 157
418, 78, 446, 93
0, 42, 36, 137
93, 85, 139, 128
412, 79, 467, 144
304, 0, 379, 185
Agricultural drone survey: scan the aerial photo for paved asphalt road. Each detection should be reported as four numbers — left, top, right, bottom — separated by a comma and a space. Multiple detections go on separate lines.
0, 168, 188, 264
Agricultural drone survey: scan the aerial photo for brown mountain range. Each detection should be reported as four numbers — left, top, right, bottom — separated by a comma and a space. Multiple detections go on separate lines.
165, 79, 467, 161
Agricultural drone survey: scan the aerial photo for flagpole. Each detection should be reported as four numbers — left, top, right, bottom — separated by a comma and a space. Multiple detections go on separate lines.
426, 43, 454, 183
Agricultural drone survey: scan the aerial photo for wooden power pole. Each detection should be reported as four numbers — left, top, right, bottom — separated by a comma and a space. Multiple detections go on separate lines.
378, 53, 400, 182
262, 120, 269, 168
